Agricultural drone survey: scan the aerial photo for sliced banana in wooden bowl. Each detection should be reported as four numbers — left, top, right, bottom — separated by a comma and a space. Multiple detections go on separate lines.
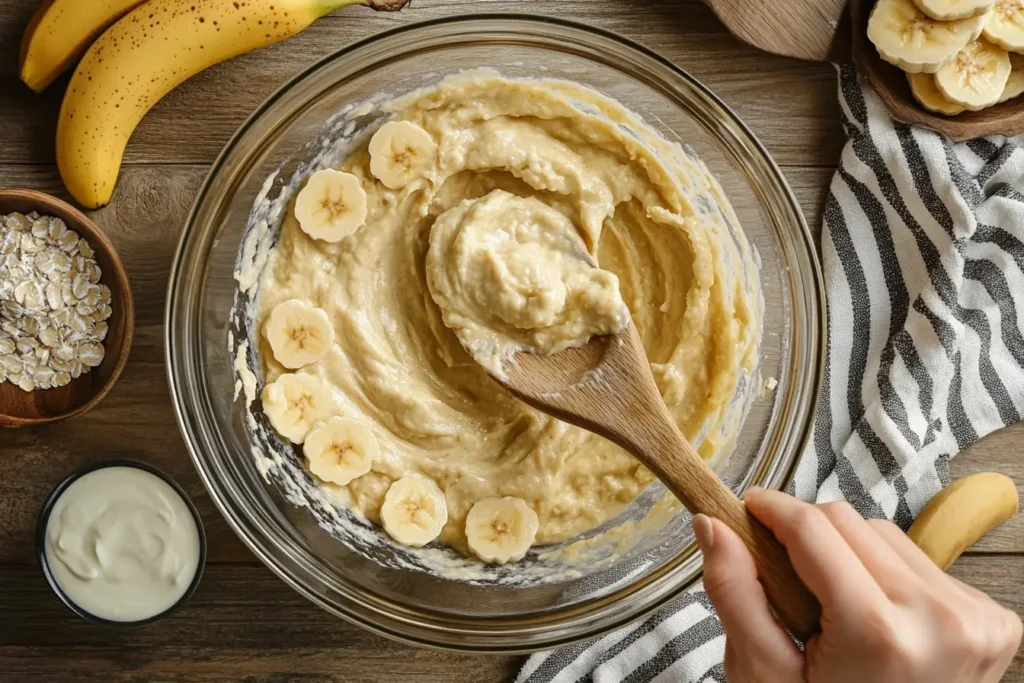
853, 0, 1024, 139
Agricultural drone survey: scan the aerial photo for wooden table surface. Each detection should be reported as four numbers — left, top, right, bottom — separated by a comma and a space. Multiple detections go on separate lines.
1, 0, 1022, 681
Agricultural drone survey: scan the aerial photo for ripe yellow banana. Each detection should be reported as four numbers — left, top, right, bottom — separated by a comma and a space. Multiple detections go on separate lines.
56, 0, 408, 209
19, 0, 147, 93
908, 472, 1019, 570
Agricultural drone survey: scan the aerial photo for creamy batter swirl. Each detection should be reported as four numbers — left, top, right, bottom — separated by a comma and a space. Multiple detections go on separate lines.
426, 189, 628, 378
257, 74, 762, 554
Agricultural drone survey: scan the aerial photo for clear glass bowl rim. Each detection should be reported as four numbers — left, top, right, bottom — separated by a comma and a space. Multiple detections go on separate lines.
166, 13, 827, 653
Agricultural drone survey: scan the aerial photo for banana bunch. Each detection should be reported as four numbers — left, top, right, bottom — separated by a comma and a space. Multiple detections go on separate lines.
19, 0, 147, 93
18, 0, 408, 209
868, 0, 1024, 114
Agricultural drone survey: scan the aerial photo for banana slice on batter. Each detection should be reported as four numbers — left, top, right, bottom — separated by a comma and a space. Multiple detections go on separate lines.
914, 0, 994, 20
1000, 52, 1024, 101
263, 299, 334, 369
869, 0, 987, 73
380, 475, 448, 547
983, 0, 1024, 51
261, 373, 335, 444
464, 496, 539, 564
935, 39, 1011, 109
304, 417, 378, 486
908, 72, 968, 114
294, 169, 368, 242
368, 121, 437, 189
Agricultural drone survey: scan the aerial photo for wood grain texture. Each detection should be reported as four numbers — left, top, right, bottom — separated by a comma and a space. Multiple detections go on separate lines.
0, 0, 844, 169
502, 325, 821, 640
950, 423, 1024, 554
704, 0, 846, 62
850, 0, 1024, 141
0, 564, 521, 682
0, 190, 134, 427
0, 0, 1020, 680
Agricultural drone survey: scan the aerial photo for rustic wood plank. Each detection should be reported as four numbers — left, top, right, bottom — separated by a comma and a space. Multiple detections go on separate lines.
950, 422, 1024, 554
948, 556, 1024, 682
0, 0, 842, 169
0, 0, 1020, 680
0, 558, 1018, 682
0, 564, 521, 682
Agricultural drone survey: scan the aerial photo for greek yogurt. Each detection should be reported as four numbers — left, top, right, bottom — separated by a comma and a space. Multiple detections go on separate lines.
43, 465, 203, 623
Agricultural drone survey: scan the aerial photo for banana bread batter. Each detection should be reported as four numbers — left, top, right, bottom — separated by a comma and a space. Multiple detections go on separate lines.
256, 74, 762, 555
426, 189, 629, 378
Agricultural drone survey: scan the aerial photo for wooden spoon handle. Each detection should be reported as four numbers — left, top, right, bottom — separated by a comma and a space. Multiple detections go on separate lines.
628, 415, 821, 641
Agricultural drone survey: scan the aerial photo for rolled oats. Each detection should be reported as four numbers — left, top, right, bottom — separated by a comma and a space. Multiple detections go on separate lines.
58, 230, 79, 253
30, 219, 50, 240
0, 212, 113, 392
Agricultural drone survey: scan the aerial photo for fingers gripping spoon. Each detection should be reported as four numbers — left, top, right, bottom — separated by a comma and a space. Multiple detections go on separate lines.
492, 323, 822, 641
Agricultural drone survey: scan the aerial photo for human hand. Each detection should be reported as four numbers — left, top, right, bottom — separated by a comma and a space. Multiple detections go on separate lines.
694, 488, 1022, 683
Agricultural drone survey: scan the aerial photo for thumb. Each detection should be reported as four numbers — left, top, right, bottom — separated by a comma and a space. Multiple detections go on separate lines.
695, 514, 803, 680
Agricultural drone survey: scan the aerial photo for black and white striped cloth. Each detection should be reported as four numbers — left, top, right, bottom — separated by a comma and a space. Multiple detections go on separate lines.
518, 65, 1024, 683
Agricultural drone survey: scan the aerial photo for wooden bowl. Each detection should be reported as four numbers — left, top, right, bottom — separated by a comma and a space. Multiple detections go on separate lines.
0, 190, 134, 428
851, 0, 1024, 141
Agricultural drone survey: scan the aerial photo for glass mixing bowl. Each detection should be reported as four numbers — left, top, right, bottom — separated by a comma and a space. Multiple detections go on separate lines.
166, 15, 824, 652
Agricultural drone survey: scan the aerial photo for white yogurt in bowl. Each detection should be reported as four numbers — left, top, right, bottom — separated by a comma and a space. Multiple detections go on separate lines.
37, 461, 205, 625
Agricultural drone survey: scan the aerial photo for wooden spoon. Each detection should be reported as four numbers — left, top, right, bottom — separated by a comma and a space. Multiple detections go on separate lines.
704, 0, 848, 62
496, 322, 822, 641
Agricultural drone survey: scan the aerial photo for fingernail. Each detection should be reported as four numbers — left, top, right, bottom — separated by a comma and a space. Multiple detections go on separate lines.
742, 486, 764, 501
693, 513, 715, 553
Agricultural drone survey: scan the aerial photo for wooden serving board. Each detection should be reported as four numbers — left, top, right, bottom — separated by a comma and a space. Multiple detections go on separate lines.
704, 0, 848, 62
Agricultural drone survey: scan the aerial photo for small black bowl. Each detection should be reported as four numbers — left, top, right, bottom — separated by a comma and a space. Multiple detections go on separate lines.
36, 459, 207, 627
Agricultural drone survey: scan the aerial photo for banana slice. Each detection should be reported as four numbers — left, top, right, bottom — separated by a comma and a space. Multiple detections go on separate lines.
869, 0, 988, 73
368, 121, 437, 190
982, 0, 1024, 51
914, 0, 994, 20
1000, 52, 1024, 101
294, 169, 367, 243
379, 475, 448, 547
935, 39, 1011, 109
304, 417, 378, 486
908, 72, 968, 114
261, 373, 335, 444
464, 497, 539, 564
263, 299, 335, 369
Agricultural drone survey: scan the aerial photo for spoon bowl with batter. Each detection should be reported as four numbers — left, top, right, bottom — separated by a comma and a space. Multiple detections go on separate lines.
495, 321, 822, 641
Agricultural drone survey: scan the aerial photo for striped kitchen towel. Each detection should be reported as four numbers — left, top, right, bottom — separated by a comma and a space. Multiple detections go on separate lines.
518, 64, 1024, 683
